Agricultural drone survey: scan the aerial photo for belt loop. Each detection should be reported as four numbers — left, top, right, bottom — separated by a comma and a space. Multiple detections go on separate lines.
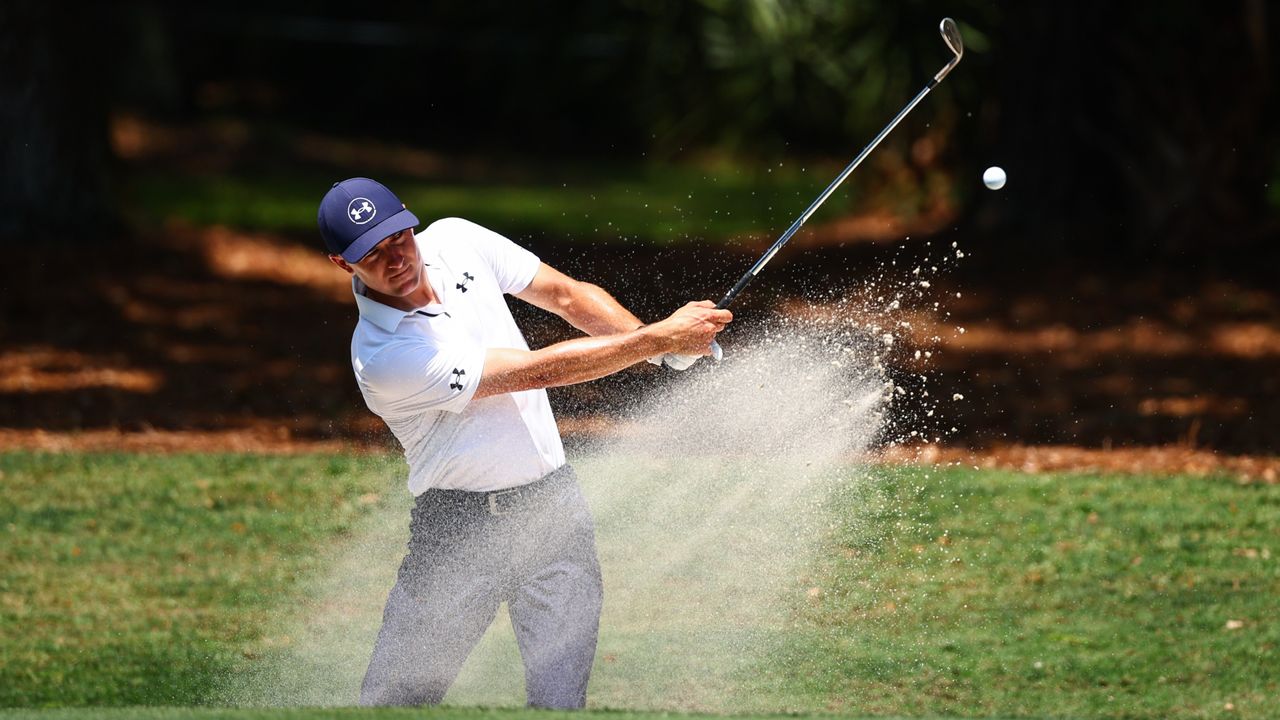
487, 488, 520, 516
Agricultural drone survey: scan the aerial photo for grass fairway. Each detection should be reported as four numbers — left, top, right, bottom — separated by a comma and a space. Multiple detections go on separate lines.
776, 467, 1280, 718
0, 709, 936, 720
2, 452, 1278, 718
0, 453, 400, 707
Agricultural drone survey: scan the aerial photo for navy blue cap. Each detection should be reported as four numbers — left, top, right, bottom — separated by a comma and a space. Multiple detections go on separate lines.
317, 178, 420, 263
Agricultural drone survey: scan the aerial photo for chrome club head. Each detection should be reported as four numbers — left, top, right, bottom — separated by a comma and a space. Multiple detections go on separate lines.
935, 18, 965, 83
941, 17, 964, 59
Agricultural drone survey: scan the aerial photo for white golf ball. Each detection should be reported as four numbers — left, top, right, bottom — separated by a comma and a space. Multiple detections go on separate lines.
983, 166, 1006, 190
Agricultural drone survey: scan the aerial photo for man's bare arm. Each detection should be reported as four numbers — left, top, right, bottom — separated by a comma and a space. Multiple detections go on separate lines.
514, 263, 644, 336
474, 301, 731, 399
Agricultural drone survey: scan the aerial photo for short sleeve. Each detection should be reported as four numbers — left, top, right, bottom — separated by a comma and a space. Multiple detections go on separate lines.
428, 217, 539, 294
356, 337, 486, 416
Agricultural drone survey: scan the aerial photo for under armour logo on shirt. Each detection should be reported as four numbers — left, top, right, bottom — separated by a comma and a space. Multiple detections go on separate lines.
450, 368, 466, 391
456, 272, 475, 292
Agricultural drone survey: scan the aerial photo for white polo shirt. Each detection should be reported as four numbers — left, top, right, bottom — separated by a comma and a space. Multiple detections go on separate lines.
349, 217, 566, 494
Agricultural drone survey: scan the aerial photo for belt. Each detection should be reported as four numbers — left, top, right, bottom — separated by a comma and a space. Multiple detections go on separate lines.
420, 466, 575, 517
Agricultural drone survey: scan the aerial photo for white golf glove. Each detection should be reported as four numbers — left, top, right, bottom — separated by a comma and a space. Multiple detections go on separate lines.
647, 340, 723, 371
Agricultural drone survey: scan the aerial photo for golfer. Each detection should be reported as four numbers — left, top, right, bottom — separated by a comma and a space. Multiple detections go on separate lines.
317, 177, 730, 708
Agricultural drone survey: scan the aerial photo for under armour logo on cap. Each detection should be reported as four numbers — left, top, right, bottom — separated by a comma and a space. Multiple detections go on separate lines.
449, 368, 466, 391
317, 177, 420, 263
347, 198, 376, 224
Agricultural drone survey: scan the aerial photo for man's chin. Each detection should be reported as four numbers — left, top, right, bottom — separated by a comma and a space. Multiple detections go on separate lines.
403, 272, 423, 291
364, 274, 417, 303
389, 271, 421, 297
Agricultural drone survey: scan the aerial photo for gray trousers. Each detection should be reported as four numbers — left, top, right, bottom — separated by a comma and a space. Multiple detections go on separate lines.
359, 465, 603, 708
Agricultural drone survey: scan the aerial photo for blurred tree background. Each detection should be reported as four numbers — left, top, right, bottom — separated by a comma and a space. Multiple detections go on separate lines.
2, 0, 1279, 454
5, 0, 1278, 264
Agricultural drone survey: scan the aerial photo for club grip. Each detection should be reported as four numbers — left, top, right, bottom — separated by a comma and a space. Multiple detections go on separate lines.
716, 272, 756, 310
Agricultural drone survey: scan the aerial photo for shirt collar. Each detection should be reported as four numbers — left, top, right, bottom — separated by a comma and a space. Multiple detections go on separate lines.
352, 276, 414, 332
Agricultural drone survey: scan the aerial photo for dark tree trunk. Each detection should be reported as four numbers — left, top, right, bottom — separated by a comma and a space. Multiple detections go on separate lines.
0, 1, 119, 242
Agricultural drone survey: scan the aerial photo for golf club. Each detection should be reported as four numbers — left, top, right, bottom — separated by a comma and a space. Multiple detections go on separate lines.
663, 18, 963, 369
718, 17, 964, 311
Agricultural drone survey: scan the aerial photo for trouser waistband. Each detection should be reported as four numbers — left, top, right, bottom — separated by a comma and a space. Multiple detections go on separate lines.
417, 465, 576, 516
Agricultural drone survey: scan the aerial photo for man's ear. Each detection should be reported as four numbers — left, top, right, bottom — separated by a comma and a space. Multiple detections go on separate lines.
328, 254, 354, 274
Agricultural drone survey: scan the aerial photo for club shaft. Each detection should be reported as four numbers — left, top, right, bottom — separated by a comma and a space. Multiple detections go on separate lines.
716, 79, 942, 310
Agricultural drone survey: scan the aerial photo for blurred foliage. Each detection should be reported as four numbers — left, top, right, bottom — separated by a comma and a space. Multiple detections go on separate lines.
125, 161, 885, 245
116, 0, 1000, 155
622, 0, 999, 153
4, 1, 1279, 266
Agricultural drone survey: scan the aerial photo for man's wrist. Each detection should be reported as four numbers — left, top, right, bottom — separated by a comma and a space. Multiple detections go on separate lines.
630, 323, 670, 358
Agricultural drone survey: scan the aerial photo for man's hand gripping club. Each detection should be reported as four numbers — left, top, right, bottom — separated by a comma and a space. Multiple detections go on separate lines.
476, 301, 731, 399
652, 301, 728, 368
648, 301, 726, 371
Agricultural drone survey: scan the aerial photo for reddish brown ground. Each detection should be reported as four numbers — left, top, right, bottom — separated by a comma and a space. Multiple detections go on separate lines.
879, 444, 1279, 484
5, 219, 1278, 481
4, 123, 1278, 476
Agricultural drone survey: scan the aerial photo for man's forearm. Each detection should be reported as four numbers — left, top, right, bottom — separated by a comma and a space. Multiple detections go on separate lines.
476, 327, 666, 399
515, 264, 647, 336
475, 299, 729, 399
556, 281, 645, 337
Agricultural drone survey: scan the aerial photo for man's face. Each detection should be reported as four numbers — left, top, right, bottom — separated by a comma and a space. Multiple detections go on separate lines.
335, 228, 422, 297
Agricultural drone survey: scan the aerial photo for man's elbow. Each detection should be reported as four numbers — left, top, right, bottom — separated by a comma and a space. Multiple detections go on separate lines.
555, 279, 594, 314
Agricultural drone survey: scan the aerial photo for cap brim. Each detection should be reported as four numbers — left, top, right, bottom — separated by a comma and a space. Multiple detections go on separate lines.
341, 209, 420, 263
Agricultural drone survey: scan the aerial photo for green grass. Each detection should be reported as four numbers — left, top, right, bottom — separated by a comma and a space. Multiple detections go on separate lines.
2, 452, 1278, 718
0, 709, 939, 720
123, 159, 919, 245
0, 453, 400, 707
769, 468, 1280, 718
